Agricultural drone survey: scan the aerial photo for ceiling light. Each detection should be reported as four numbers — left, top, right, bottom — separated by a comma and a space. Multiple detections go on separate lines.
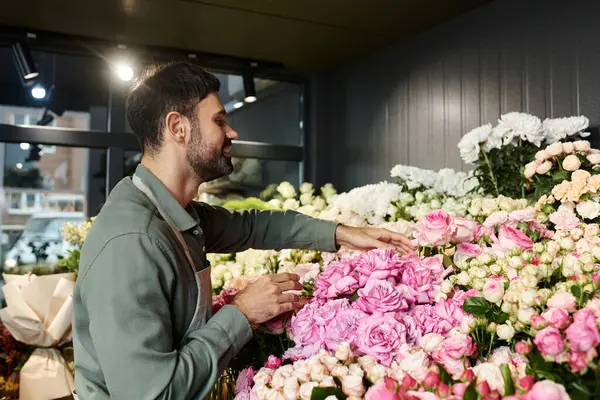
233, 101, 244, 109
115, 63, 134, 81
20, 143, 30, 150
31, 84, 46, 99
16, 163, 23, 169
243, 71, 257, 103
11, 42, 38, 81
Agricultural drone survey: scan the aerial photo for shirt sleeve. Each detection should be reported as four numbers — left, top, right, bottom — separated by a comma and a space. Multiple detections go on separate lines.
78, 233, 252, 399
193, 202, 339, 254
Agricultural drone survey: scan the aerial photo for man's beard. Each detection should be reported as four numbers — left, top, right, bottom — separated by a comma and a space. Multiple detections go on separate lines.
185, 123, 233, 182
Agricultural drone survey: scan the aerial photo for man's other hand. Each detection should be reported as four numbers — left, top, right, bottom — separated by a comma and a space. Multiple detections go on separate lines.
335, 225, 415, 255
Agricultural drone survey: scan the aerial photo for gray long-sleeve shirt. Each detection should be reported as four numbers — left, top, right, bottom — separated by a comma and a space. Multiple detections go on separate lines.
73, 165, 338, 399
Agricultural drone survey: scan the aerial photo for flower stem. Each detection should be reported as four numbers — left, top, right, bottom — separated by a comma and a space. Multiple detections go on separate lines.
482, 151, 500, 197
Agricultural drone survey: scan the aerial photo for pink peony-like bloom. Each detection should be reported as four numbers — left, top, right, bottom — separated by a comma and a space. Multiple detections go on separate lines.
533, 326, 565, 357
483, 211, 509, 230
414, 210, 457, 247
433, 334, 476, 360
356, 314, 407, 366
264, 356, 282, 369
289, 301, 324, 347
549, 208, 581, 231
355, 279, 409, 314
314, 298, 350, 326
324, 307, 368, 351
364, 378, 400, 400
546, 290, 577, 312
354, 248, 403, 286
568, 351, 591, 373
411, 304, 456, 336
509, 208, 537, 223
495, 225, 534, 251
526, 380, 570, 400
394, 313, 423, 345
399, 255, 439, 304
453, 243, 484, 266
515, 341, 532, 355
565, 309, 600, 352
585, 298, 600, 319
235, 367, 255, 394
541, 308, 571, 329
453, 217, 482, 243
313, 261, 359, 299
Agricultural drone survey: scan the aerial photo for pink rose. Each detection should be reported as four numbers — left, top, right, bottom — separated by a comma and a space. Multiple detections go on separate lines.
585, 298, 600, 319
394, 313, 423, 345
399, 255, 439, 304
355, 279, 408, 314
294, 263, 321, 284
421, 255, 451, 279
515, 341, 532, 355
495, 225, 534, 251
483, 211, 509, 230
356, 314, 407, 366
414, 210, 457, 246
508, 208, 537, 223
324, 307, 368, 351
289, 301, 324, 347
541, 308, 571, 329
549, 208, 581, 231
526, 380, 570, 400
433, 334, 476, 360
453, 243, 484, 266
314, 298, 350, 326
565, 309, 600, 352
313, 261, 359, 299
411, 304, 456, 336
568, 351, 590, 373
235, 367, 255, 394
434, 298, 466, 328
453, 217, 482, 243
364, 378, 400, 400
533, 326, 565, 357
264, 356, 282, 369
546, 290, 577, 311
355, 248, 403, 286
452, 289, 480, 306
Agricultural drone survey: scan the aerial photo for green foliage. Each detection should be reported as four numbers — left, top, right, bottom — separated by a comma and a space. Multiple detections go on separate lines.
221, 197, 280, 211
463, 297, 509, 324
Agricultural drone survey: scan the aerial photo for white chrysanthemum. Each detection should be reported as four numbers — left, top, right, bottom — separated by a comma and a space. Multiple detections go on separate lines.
390, 164, 438, 189
543, 116, 590, 143
458, 123, 493, 163
299, 182, 314, 194
276, 181, 297, 199
496, 112, 544, 147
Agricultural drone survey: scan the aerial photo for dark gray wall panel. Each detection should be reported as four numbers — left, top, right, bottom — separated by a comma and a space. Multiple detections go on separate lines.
313, 0, 600, 191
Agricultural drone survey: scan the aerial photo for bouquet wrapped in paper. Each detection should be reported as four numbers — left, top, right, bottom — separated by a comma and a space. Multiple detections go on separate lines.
0, 272, 76, 400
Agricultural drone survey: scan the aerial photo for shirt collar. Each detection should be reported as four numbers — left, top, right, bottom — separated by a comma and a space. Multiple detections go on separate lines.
133, 164, 199, 232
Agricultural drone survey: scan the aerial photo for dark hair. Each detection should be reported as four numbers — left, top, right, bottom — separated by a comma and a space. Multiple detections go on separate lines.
126, 61, 221, 153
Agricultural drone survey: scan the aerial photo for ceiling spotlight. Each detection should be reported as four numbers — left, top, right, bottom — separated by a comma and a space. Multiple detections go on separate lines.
20, 143, 30, 150
243, 71, 257, 103
16, 163, 23, 169
11, 42, 38, 81
115, 63, 134, 81
233, 101, 244, 109
31, 84, 46, 99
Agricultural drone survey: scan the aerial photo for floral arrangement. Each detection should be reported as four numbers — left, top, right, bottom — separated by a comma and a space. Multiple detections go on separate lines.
390, 165, 480, 198
458, 112, 589, 198
57, 217, 95, 274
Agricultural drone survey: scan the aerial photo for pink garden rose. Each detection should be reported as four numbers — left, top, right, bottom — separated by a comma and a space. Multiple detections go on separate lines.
421, 255, 452, 280
546, 290, 577, 312
314, 298, 350, 326
394, 313, 423, 345
235, 367, 255, 394
364, 377, 400, 400
541, 308, 571, 329
399, 255, 439, 304
411, 304, 456, 336
452, 289, 480, 306
585, 298, 600, 319
324, 307, 368, 351
294, 263, 321, 284
453, 216, 482, 243
354, 248, 403, 286
414, 210, 457, 246
568, 351, 591, 373
433, 334, 476, 360
289, 301, 324, 347
525, 380, 570, 400
483, 211, 509, 230
264, 356, 282, 369
549, 208, 581, 231
355, 279, 409, 313
508, 208, 537, 223
494, 225, 534, 252
533, 326, 565, 357
313, 261, 359, 299
356, 314, 407, 366
453, 243, 484, 266
565, 309, 600, 352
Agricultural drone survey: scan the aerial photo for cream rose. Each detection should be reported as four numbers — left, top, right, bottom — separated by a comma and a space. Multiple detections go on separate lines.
536, 160, 553, 175
562, 154, 581, 171
576, 200, 600, 220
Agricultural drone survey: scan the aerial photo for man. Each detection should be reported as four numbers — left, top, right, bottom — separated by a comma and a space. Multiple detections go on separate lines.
72, 61, 414, 399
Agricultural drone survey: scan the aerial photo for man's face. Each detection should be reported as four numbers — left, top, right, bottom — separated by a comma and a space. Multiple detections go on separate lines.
185, 93, 238, 182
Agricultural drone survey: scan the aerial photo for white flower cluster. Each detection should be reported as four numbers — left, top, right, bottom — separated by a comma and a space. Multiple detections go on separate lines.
323, 182, 403, 226
62, 218, 95, 247
210, 249, 279, 292
390, 165, 480, 198
458, 112, 590, 163
266, 182, 335, 218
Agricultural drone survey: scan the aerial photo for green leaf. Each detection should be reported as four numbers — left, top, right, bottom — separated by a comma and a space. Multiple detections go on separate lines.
572, 285, 582, 300
463, 380, 478, 400
437, 364, 453, 385
443, 254, 453, 267
500, 364, 515, 396
487, 311, 509, 324
333, 376, 342, 387
463, 297, 491, 317
311, 387, 347, 400
349, 292, 360, 302
568, 381, 592, 400
503, 281, 510, 290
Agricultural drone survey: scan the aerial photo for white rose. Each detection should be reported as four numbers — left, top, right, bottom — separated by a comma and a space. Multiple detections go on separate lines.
509, 256, 524, 269
430, 199, 442, 209
473, 278, 486, 291
562, 154, 581, 171
277, 182, 297, 199
283, 198, 300, 210
300, 193, 313, 206
483, 279, 505, 303
419, 333, 445, 353
536, 160, 553, 175
283, 377, 300, 400
576, 200, 600, 220
533, 242, 545, 254
268, 198, 283, 208
560, 238, 575, 251
348, 364, 363, 377
469, 266, 487, 279
517, 307, 537, 324
299, 182, 314, 194
457, 271, 470, 285
520, 288, 537, 307
299, 382, 319, 400
441, 280, 453, 294
497, 323, 516, 341
540, 252, 554, 264
341, 375, 365, 397
312, 197, 327, 211
482, 198, 499, 215
330, 365, 349, 379
473, 363, 505, 394
335, 342, 352, 362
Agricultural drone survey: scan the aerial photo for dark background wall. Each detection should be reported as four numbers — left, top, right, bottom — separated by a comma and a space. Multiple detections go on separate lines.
310, 0, 600, 191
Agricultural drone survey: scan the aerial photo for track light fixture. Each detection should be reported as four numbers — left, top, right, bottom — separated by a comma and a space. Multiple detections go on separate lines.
243, 70, 257, 103
11, 42, 38, 83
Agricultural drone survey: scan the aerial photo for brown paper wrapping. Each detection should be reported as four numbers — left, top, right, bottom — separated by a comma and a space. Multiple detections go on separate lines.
0, 273, 76, 400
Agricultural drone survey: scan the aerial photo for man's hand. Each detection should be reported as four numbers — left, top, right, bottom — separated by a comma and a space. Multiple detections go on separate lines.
335, 225, 415, 255
230, 273, 303, 325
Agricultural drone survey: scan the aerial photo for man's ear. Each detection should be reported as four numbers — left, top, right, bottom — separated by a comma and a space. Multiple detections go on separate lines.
164, 111, 188, 144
